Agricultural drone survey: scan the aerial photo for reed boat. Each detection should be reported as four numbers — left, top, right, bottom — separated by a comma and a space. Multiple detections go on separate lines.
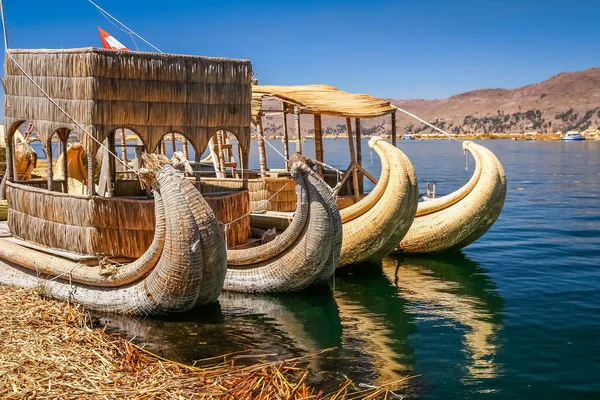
0, 47, 253, 314
224, 160, 342, 293
203, 84, 418, 268
396, 141, 507, 254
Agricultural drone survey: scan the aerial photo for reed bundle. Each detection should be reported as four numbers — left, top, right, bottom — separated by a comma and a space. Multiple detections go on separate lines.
0, 284, 409, 399
252, 84, 396, 118
7, 182, 154, 258
201, 177, 297, 212
4, 48, 252, 156
203, 190, 251, 247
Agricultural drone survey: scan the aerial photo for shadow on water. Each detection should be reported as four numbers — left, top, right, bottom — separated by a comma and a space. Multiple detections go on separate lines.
96, 285, 342, 368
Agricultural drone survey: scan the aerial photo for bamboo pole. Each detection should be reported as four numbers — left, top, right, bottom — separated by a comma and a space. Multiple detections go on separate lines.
391, 111, 397, 147
46, 137, 53, 191
346, 118, 360, 202
355, 118, 363, 195
256, 115, 267, 178
294, 107, 302, 154
314, 114, 324, 176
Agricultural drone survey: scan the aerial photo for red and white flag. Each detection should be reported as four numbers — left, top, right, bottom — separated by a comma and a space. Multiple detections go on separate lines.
98, 27, 129, 51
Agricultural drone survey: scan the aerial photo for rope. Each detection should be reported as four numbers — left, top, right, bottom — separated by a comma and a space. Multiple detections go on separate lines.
255, 127, 289, 162
87, 0, 163, 53
393, 106, 463, 142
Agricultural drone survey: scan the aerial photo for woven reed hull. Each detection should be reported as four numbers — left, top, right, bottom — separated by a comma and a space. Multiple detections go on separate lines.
224, 162, 342, 293
0, 166, 227, 314
338, 138, 419, 267
396, 141, 507, 254
200, 177, 297, 212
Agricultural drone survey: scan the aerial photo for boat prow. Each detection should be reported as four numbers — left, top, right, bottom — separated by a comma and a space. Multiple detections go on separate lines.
0, 165, 227, 314
224, 160, 342, 293
339, 137, 418, 267
396, 141, 506, 254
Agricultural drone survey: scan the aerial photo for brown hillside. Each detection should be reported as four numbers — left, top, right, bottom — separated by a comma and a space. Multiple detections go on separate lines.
260, 67, 600, 136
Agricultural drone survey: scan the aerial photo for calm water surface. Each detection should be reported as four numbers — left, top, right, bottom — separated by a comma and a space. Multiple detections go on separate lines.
96, 139, 600, 399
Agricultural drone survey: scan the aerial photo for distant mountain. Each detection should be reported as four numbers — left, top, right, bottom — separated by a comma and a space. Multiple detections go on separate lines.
261, 67, 600, 136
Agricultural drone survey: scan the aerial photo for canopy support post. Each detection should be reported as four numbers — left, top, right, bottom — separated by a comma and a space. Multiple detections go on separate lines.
282, 107, 290, 169
216, 131, 226, 177
160, 138, 166, 156
256, 115, 268, 178
346, 118, 360, 202
107, 133, 116, 197
87, 141, 97, 197
181, 136, 189, 159
355, 118, 363, 194
120, 129, 128, 163
314, 114, 324, 176
294, 106, 302, 154
391, 111, 397, 147
45, 136, 53, 192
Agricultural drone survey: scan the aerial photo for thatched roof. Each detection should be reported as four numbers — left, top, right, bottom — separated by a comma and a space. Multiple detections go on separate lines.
4, 48, 252, 155
252, 84, 395, 118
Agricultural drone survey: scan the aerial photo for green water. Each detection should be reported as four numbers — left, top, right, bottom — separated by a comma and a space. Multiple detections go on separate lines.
98, 139, 600, 399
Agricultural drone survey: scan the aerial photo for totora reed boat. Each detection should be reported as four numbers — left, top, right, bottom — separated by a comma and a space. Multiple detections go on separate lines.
0, 47, 258, 314
396, 141, 507, 254
205, 85, 418, 268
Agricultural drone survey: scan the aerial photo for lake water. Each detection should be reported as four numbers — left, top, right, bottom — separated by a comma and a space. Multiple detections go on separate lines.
93, 139, 600, 399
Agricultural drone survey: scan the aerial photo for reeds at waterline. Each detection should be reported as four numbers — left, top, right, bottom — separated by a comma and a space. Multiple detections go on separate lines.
0, 284, 412, 399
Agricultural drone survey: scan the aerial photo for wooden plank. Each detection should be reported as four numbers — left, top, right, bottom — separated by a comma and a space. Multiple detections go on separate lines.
335, 161, 354, 195
314, 114, 324, 176
356, 163, 378, 185
250, 211, 293, 231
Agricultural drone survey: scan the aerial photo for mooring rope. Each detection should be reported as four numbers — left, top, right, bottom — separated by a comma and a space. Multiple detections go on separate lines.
0, 0, 140, 178
87, 0, 163, 53
393, 106, 463, 142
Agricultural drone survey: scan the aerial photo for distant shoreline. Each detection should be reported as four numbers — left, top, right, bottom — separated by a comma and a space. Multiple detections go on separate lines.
252, 133, 598, 141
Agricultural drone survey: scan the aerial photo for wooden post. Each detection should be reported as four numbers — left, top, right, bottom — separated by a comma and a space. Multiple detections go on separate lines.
282, 109, 290, 168
314, 114, 324, 176
61, 136, 68, 186
239, 145, 249, 189
355, 118, 363, 194
346, 118, 360, 202
160, 138, 166, 155
256, 115, 268, 178
294, 107, 302, 154
391, 111, 397, 147
216, 131, 226, 176
87, 142, 97, 197
182, 136, 189, 159
120, 129, 128, 163
171, 132, 177, 154
5, 129, 14, 183
45, 137, 53, 191
107, 133, 116, 197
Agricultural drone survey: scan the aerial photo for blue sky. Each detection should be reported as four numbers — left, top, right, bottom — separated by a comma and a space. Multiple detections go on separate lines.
1, 0, 599, 100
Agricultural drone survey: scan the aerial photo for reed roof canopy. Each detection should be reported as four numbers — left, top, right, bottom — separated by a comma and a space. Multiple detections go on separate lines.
252, 84, 395, 118
4, 47, 253, 155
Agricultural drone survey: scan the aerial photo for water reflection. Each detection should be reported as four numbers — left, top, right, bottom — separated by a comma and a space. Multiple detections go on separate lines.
97, 286, 342, 367
382, 253, 504, 385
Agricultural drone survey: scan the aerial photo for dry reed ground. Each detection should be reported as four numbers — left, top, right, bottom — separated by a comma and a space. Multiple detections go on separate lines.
0, 284, 408, 399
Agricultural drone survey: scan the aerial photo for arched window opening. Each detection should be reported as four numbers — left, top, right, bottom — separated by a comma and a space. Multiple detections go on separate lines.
157, 133, 195, 160
13, 121, 40, 181
199, 131, 243, 179
48, 129, 86, 195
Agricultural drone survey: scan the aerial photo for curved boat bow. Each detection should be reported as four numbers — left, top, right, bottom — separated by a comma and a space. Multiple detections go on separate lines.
224, 161, 342, 293
396, 141, 507, 254
339, 137, 418, 267
0, 165, 227, 314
